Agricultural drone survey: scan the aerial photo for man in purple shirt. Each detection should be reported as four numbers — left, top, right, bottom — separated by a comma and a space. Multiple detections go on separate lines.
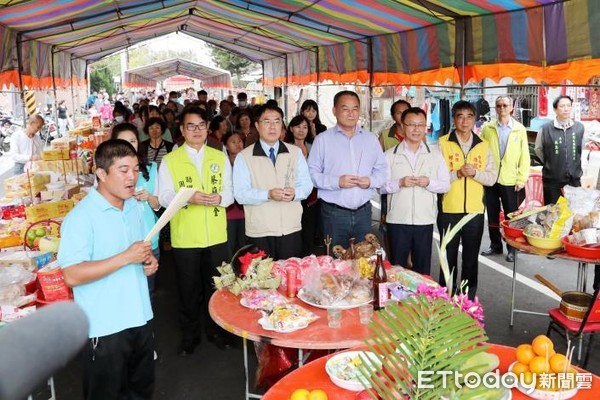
308, 91, 388, 248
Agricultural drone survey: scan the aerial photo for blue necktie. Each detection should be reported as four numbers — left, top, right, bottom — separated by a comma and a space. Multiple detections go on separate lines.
269, 147, 276, 165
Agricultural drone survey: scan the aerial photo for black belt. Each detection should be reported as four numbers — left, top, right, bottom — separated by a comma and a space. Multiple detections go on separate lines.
322, 200, 369, 212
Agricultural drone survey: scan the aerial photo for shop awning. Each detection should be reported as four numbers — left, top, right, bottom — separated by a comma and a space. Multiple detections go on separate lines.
0, 0, 598, 90
122, 58, 232, 89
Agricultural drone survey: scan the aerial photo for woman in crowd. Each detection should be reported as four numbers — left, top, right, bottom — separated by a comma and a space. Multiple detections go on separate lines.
57, 100, 69, 137
111, 123, 161, 296
163, 108, 181, 144
285, 115, 318, 256
139, 117, 174, 168
207, 115, 227, 150
223, 131, 246, 255
236, 110, 257, 146
300, 99, 327, 142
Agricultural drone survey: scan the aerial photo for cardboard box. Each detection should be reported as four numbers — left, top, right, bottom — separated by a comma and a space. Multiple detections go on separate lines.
32, 159, 87, 174
50, 137, 76, 151
3, 173, 51, 197
42, 149, 70, 161
25, 199, 74, 223
40, 184, 80, 202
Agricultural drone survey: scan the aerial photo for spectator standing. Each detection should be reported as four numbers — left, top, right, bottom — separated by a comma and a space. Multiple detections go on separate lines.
218, 100, 234, 134
380, 107, 450, 275
236, 110, 258, 146
308, 90, 388, 248
233, 104, 313, 260
534, 95, 598, 291
158, 107, 234, 354
300, 99, 327, 141
380, 99, 411, 151
438, 101, 497, 299
139, 118, 174, 167
207, 115, 227, 150
10, 114, 44, 175
534, 95, 584, 204
111, 124, 161, 295
480, 96, 530, 262
224, 132, 246, 255
58, 139, 157, 400
285, 115, 319, 256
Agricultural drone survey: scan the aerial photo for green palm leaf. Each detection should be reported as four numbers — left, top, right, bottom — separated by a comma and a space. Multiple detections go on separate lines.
358, 296, 488, 399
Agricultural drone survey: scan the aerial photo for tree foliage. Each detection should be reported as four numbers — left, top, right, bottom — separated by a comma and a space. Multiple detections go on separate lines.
90, 67, 115, 96
207, 44, 256, 85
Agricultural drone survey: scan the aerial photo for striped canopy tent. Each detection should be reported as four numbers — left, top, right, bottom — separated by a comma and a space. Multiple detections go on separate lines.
0, 0, 599, 91
123, 58, 232, 89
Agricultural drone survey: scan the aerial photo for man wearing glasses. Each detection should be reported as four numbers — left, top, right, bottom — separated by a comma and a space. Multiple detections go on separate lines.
480, 96, 530, 263
158, 107, 234, 355
380, 107, 450, 275
233, 103, 313, 259
308, 90, 388, 248
439, 101, 497, 299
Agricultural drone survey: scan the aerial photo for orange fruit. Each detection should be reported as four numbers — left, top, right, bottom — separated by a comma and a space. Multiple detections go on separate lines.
522, 371, 534, 385
308, 389, 328, 400
290, 388, 310, 400
516, 344, 536, 365
531, 335, 555, 357
529, 356, 550, 374
512, 362, 530, 376
549, 353, 569, 373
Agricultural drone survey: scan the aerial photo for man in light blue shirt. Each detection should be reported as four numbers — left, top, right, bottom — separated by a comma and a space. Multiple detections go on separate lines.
58, 139, 157, 400
308, 90, 388, 248
233, 103, 313, 259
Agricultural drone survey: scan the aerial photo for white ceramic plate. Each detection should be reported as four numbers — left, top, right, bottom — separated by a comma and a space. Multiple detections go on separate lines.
297, 288, 372, 310
508, 362, 577, 400
257, 316, 309, 333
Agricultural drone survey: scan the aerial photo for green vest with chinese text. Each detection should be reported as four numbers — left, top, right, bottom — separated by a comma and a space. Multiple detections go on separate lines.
164, 145, 227, 248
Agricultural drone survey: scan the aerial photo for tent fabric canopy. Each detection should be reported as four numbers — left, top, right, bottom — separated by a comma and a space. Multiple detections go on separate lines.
123, 58, 232, 89
1, 0, 599, 90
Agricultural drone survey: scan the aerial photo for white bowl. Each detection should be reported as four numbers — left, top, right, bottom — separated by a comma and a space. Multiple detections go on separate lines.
325, 350, 382, 391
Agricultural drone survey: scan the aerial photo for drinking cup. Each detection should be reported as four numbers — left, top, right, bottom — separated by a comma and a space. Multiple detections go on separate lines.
359, 304, 373, 325
327, 308, 341, 328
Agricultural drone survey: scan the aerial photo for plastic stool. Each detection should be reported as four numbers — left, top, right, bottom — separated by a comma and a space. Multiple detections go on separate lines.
520, 172, 544, 209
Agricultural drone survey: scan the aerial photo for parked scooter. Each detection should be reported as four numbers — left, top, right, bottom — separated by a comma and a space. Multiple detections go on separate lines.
0, 118, 16, 156
40, 114, 59, 145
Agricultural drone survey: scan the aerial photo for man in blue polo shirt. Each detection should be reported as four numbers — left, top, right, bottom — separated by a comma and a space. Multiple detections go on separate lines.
58, 139, 158, 400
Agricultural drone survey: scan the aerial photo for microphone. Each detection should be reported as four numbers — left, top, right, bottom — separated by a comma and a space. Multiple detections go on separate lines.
0, 302, 89, 400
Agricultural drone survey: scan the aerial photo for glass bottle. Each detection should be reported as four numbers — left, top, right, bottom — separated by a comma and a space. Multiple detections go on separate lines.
373, 249, 388, 310
348, 237, 356, 259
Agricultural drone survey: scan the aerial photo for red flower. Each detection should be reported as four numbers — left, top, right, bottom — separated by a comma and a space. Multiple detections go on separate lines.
238, 250, 267, 275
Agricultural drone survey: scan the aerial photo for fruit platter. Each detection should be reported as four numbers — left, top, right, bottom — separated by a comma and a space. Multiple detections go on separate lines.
510, 335, 578, 400
258, 304, 318, 333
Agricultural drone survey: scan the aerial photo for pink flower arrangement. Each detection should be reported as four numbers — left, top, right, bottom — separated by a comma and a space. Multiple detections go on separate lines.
416, 283, 485, 328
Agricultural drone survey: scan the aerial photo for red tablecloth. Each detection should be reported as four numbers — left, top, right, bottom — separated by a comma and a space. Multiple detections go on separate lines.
209, 289, 371, 349
262, 343, 600, 399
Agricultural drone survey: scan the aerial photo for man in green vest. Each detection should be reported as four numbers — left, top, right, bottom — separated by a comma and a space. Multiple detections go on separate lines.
439, 101, 497, 299
158, 106, 234, 355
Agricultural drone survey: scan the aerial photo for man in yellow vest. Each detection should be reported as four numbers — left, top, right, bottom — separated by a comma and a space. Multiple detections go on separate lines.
158, 107, 234, 355
480, 96, 530, 263
439, 101, 497, 299
233, 103, 313, 259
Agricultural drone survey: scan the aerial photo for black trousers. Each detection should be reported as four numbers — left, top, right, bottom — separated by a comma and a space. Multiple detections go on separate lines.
172, 243, 230, 347
83, 324, 154, 400
439, 213, 484, 300
485, 183, 523, 253
301, 200, 319, 256
387, 223, 433, 276
246, 230, 302, 261
543, 178, 580, 205
227, 218, 246, 256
